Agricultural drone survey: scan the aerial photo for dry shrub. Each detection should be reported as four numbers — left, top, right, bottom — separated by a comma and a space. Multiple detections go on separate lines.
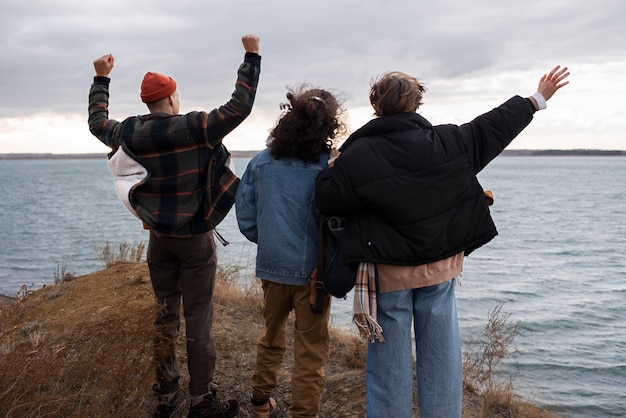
53, 263, 75, 284
480, 383, 559, 418
463, 303, 520, 393
462, 304, 561, 418
0, 285, 32, 337
98, 241, 146, 267
328, 328, 366, 370
41, 282, 70, 301
217, 263, 242, 286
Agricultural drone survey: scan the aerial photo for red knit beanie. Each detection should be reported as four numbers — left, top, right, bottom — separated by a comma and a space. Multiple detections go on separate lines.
140, 72, 177, 103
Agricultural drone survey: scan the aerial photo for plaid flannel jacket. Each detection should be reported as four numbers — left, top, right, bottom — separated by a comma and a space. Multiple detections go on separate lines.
88, 53, 261, 236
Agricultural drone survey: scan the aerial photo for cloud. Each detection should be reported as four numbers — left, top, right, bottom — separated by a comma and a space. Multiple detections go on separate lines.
1, 0, 626, 153
0, 113, 109, 154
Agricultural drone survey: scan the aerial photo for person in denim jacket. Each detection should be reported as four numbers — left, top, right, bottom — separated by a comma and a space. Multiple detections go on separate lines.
235, 86, 347, 418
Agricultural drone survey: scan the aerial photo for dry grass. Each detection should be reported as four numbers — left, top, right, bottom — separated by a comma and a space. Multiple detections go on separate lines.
464, 303, 520, 393
97, 241, 146, 268
461, 304, 559, 418
0, 261, 561, 418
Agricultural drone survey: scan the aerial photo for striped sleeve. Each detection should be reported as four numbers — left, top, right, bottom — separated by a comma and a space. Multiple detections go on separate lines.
88, 77, 121, 150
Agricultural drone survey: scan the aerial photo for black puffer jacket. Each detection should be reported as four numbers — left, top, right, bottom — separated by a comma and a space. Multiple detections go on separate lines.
315, 96, 536, 265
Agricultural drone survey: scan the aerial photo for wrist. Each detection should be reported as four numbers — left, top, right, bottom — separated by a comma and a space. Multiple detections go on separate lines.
327, 156, 338, 167
530, 92, 547, 110
244, 52, 261, 62
93, 75, 110, 85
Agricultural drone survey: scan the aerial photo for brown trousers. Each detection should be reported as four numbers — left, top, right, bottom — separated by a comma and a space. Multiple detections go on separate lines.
147, 231, 217, 397
252, 280, 331, 418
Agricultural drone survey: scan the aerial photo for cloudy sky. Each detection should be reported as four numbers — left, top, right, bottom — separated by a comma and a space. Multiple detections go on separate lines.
1, 0, 625, 154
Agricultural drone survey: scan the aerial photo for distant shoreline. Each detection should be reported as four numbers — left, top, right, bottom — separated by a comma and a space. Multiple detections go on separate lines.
0, 151, 259, 160
2, 149, 626, 160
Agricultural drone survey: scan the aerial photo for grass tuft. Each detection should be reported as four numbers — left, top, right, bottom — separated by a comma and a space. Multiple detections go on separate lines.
53, 263, 75, 285
97, 241, 146, 267
463, 303, 520, 393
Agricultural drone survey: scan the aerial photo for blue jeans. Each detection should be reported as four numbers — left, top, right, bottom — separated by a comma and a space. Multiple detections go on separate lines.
366, 278, 462, 418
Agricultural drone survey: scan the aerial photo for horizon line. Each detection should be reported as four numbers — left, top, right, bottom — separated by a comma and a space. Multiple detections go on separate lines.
2, 149, 626, 160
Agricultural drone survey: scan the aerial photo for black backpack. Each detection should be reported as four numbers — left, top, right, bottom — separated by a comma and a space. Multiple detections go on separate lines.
310, 216, 358, 313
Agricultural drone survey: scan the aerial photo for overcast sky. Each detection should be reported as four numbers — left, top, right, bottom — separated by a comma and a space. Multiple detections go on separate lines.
1, 0, 625, 154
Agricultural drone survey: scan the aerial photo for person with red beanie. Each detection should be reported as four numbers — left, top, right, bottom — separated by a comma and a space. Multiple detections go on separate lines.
88, 34, 261, 418
140, 72, 178, 104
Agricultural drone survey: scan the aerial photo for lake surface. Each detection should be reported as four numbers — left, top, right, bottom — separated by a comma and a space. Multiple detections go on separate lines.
0, 156, 624, 417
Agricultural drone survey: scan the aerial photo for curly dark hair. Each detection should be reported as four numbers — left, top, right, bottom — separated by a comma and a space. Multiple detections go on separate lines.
269, 84, 347, 162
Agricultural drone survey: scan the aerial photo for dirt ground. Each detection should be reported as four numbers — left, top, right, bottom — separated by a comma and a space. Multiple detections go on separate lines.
1, 262, 559, 417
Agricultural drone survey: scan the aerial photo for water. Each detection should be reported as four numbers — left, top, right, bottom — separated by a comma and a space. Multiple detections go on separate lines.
1, 156, 625, 417
458, 157, 626, 417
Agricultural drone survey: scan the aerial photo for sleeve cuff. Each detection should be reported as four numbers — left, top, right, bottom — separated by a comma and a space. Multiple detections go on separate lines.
93, 76, 110, 85
244, 52, 261, 62
531, 92, 547, 110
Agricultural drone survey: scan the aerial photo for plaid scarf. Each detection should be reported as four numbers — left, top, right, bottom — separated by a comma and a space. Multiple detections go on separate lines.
353, 262, 385, 342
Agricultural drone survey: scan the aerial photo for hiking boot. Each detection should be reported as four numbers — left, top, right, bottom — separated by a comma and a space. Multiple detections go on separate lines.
250, 396, 277, 418
186, 393, 239, 418
153, 388, 185, 418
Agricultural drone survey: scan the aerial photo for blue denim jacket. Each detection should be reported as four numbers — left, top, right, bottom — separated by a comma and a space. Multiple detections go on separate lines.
235, 148, 329, 286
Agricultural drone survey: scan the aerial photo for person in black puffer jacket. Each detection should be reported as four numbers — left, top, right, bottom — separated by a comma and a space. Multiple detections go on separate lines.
315, 66, 570, 418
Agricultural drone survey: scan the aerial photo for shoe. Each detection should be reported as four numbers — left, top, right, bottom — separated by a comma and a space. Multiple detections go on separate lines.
251, 396, 277, 418
186, 393, 239, 418
154, 388, 185, 418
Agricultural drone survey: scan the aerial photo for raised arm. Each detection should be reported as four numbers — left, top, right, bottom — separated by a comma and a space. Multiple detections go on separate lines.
458, 65, 571, 172
191, 35, 262, 147
88, 54, 120, 149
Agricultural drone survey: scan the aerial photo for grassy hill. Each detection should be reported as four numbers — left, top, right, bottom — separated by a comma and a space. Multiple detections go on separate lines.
0, 261, 560, 417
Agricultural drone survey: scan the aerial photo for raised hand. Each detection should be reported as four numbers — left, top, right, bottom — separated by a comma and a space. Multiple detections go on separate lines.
241, 34, 260, 54
537, 65, 570, 101
93, 54, 115, 77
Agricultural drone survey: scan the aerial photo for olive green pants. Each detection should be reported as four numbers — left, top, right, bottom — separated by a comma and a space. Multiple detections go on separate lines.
252, 280, 331, 418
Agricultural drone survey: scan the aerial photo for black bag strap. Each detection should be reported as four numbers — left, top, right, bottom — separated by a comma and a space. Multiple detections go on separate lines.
310, 217, 328, 314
